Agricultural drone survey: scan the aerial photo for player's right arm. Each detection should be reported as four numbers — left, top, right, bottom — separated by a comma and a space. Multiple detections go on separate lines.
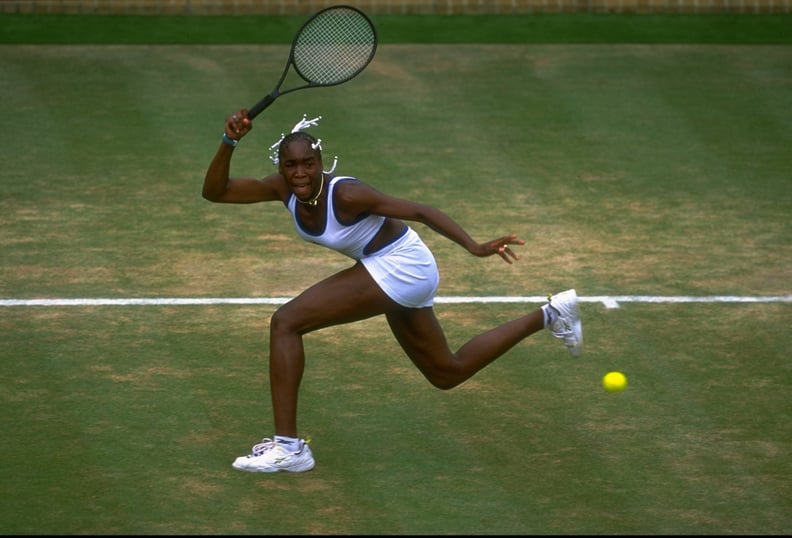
202, 145, 284, 204
202, 109, 287, 204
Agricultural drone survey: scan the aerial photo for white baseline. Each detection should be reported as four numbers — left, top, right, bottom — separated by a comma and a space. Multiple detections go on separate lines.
1, 295, 790, 309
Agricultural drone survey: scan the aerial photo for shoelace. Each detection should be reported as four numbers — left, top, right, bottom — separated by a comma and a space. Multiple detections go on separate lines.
246, 435, 313, 457
553, 321, 573, 335
249, 438, 279, 457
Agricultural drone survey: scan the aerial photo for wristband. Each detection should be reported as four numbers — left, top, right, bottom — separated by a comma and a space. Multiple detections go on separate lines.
221, 132, 239, 147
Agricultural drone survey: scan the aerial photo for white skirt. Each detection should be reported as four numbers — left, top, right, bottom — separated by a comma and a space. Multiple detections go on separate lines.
360, 227, 440, 308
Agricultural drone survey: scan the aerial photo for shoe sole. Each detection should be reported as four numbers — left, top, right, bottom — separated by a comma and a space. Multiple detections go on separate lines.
550, 289, 583, 357
232, 460, 315, 473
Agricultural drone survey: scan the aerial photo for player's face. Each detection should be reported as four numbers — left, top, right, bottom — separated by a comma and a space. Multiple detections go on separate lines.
279, 140, 323, 201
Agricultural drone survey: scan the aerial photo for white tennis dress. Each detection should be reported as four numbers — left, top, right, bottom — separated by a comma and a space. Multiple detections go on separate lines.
286, 176, 439, 308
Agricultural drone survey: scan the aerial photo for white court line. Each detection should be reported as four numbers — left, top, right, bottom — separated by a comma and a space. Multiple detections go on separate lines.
1, 295, 790, 309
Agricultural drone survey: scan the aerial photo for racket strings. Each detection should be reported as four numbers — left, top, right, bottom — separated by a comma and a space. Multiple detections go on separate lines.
293, 10, 376, 85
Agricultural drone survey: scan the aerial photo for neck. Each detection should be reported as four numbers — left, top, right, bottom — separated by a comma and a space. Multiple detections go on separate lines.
297, 174, 324, 207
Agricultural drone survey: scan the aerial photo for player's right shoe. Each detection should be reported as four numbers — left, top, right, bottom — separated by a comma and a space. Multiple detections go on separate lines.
547, 289, 583, 357
232, 437, 315, 473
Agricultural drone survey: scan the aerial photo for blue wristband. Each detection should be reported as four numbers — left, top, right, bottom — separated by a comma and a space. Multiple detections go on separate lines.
221, 132, 239, 147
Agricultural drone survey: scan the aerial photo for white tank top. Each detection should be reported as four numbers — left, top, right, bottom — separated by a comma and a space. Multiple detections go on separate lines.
287, 176, 387, 260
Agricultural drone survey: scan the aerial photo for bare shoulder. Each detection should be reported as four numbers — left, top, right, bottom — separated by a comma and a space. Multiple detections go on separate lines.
333, 176, 420, 219
253, 172, 289, 193
221, 173, 289, 204
332, 177, 381, 218
261, 172, 288, 189
333, 177, 383, 201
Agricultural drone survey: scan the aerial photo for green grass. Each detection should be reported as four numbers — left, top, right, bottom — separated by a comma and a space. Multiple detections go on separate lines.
1, 304, 790, 533
1, 15, 791, 536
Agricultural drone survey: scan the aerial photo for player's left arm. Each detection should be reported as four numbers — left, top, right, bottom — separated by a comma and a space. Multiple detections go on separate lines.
336, 181, 524, 262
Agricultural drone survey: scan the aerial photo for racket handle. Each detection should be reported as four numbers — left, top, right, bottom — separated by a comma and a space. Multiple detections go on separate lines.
248, 92, 278, 121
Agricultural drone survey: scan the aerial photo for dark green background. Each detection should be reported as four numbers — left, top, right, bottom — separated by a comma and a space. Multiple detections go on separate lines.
1, 13, 791, 44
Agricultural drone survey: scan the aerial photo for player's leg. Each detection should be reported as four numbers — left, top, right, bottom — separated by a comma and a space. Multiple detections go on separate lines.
267, 262, 398, 437
385, 288, 583, 389
232, 262, 397, 473
385, 306, 546, 389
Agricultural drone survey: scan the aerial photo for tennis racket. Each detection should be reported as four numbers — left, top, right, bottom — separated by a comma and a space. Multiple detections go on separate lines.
247, 5, 378, 120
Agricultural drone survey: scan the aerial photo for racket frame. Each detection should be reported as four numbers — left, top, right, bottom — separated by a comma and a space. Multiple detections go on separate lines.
248, 5, 377, 120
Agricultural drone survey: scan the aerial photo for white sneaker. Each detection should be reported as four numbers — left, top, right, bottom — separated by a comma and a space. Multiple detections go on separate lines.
232, 438, 315, 473
547, 289, 583, 357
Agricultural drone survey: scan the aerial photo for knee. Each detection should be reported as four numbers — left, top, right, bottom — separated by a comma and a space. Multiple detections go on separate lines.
270, 307, 301, 337
429, 377, 460, 390
423, 367, 463, 390
410, 355, 464, 390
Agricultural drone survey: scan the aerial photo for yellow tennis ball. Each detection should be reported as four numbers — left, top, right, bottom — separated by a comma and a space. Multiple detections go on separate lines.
603, 371, 627, 392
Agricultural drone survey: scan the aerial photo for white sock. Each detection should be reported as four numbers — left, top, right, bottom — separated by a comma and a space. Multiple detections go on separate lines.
274, 435, 302, 451
541, 304, 558, 328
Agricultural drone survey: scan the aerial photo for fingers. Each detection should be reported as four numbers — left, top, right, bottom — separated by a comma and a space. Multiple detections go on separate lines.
496, 235, 524, 263
501, 234, 525, 247
226, 110, 251, 138
497, 243, 517, 264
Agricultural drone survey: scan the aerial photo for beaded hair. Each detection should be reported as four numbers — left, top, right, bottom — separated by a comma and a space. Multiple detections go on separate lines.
268, 114, 338, 173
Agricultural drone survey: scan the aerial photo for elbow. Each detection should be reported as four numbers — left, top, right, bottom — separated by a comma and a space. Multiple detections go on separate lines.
202, 171, 228, 202
202, 186, 222, 202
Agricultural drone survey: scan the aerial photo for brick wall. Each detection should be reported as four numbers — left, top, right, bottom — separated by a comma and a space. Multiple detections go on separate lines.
2, 0, 789, 15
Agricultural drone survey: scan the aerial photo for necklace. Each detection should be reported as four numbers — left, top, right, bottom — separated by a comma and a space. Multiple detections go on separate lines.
297, 174, 324, 207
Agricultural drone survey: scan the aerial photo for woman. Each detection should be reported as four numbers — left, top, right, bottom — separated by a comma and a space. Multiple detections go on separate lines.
202, 109, 582, 473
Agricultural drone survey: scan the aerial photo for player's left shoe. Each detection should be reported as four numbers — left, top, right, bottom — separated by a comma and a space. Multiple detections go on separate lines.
547, 288, 583, 357
232, 437, 315, 473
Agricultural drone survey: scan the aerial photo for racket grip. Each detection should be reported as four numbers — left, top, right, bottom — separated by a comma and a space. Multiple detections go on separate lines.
248, 93, 278, 121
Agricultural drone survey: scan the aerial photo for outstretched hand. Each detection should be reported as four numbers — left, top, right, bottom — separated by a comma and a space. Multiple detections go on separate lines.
474, 234, 525, 264
225, 109, 252, 140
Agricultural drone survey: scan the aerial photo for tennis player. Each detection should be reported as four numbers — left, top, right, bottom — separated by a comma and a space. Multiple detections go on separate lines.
202, 109, 583, 473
